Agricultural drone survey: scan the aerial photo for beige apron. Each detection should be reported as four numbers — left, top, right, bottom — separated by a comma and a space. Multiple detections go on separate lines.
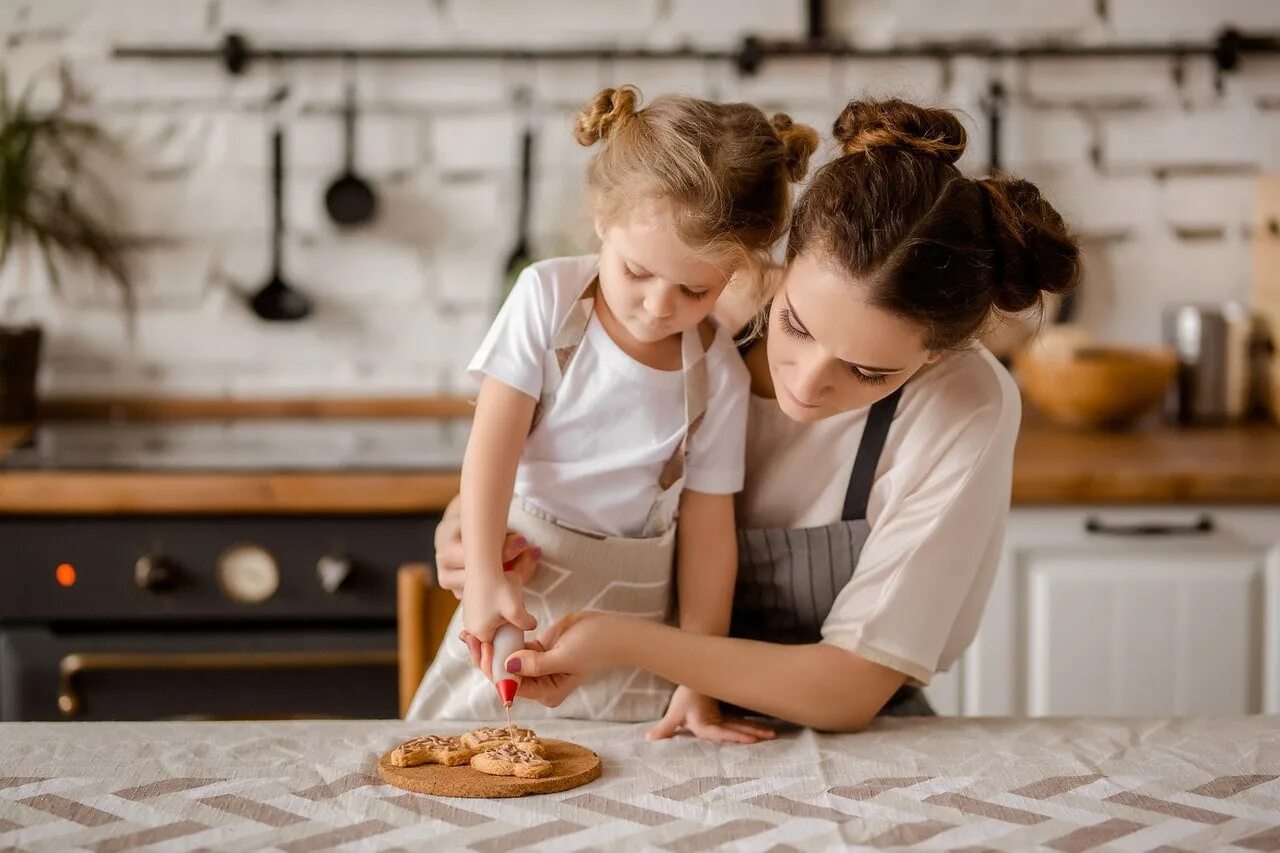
408, 277, 708, 722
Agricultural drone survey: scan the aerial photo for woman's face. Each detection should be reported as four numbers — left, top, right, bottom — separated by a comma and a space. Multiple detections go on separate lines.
766, 250, 938, 423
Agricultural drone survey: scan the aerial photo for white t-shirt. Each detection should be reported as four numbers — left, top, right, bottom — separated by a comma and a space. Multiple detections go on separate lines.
738, 346, 1020, 685
469, 255, 751, 538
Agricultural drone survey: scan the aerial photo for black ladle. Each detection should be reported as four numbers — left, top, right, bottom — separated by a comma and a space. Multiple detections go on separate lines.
325, 80, 378, 228
503, 128, 535, 287
250, 128, 312, 321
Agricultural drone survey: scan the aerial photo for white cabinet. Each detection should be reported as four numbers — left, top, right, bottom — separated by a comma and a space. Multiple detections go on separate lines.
961, 507, 1280, 717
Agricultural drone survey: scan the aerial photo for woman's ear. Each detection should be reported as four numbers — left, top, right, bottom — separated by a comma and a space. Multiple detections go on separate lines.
593, 216, 607, 244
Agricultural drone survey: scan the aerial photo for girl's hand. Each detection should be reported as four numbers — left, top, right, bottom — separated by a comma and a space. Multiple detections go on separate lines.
646, 685, 777, 744
461, 573, 536, 643
435, 512, 540, 598
502, 611, 614, 707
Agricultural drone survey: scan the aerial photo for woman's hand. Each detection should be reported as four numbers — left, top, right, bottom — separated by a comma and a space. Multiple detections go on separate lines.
646, 685, 776, 744
500, 612, 616, 707
434, 510, 540, 599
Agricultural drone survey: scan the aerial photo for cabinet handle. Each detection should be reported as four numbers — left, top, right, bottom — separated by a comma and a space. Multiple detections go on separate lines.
1083, 514, 1214, 537
57, 649, 397, 718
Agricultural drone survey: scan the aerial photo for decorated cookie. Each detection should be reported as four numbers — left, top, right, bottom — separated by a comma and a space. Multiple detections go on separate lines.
469, 742, 554, 779
389, 735, 477, 768
461, 726, 545, 755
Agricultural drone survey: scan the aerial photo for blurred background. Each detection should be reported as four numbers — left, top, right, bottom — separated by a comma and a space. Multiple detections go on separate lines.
0, 1, 1277, 724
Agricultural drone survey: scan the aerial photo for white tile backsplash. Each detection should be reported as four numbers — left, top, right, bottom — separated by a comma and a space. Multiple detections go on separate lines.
0, 0, 1275, 395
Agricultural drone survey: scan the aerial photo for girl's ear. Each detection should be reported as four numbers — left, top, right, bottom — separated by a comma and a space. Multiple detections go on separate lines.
593, 216, 607, 244
924, 350, 944, 365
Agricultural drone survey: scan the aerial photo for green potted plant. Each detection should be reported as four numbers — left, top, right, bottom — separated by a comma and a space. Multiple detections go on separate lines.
0, 67, 133, 422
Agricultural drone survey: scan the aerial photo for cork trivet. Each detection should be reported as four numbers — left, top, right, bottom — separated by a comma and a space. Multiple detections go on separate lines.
377, 738, 601, 798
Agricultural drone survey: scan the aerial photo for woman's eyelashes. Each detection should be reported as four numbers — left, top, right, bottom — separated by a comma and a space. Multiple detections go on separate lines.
777, 306, 808, 340
777, 307, 889, 386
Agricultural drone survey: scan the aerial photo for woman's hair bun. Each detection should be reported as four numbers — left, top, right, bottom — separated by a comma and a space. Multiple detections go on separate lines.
769, 113, 819, 182
980, 177, 1082, 314
833, 98, 966, 164
573, 86, 640, 147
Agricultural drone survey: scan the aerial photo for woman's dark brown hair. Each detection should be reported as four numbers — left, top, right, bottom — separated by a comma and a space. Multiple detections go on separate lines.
787, 98, 1082, 351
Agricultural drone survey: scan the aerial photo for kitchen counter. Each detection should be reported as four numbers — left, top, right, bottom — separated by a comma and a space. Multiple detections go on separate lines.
2, 402, 1280, 513
1012, 417, 1280, 504
0, 418, 462, 514
1, 716, 1277, 850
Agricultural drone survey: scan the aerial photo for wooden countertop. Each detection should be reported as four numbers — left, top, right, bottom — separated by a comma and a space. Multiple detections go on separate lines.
1012, 417, 1280, 504
2, 401, 1280, 513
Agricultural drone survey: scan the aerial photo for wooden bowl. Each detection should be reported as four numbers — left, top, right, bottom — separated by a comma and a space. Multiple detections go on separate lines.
1015, 345, 1178, 430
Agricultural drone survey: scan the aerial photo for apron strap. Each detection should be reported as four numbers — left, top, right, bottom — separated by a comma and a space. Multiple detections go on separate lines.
529, 278, 598, 434
841, 386, 904, 522
642, 324, 709, 537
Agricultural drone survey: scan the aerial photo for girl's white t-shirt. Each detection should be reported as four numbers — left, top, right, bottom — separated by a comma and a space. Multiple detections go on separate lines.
738, 346, 1021, 685
469, 255, 750, 538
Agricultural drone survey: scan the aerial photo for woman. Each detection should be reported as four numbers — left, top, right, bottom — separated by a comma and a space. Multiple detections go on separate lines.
435, 98, 1081, 739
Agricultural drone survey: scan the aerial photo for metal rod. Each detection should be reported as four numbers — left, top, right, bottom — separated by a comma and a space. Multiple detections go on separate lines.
111, 28, 1280, 77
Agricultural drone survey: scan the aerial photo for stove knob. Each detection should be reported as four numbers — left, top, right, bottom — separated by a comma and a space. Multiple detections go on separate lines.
135, 555, 180, 592
316, 553, 354, 594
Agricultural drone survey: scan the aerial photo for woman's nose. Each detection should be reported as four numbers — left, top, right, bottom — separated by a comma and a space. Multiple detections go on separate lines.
644, 285, 675, 319
790, 354, 835, 403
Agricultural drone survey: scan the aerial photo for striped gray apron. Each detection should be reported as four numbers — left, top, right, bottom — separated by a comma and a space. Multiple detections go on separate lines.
730, 385, 935, 717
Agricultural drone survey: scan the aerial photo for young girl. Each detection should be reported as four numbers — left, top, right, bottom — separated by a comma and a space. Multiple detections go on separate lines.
408, 86, 816, 728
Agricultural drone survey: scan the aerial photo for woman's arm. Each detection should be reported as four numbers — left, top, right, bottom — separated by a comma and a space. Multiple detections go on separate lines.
510, 613, 907, 732
458, 377, 539, 640
434, 494, 539, 599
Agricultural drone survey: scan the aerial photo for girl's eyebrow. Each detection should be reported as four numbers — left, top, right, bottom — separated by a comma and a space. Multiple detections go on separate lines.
783, 295, 909, 374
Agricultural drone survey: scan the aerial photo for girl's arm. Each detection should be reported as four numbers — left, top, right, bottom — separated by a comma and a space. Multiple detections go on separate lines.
644, 491, 774, 743
510, 614, 907, 732
673, 490, 737, 636
459, 377, 539, 640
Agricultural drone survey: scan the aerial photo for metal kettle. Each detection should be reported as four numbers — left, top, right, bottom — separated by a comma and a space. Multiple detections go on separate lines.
1162, 302, 1266, 424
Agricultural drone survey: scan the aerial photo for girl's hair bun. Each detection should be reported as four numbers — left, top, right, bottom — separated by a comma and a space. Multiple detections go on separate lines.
573, 85, 641, 147
770, 113, 819, 182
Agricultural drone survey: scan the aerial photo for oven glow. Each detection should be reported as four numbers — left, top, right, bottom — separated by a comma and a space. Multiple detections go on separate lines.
55, 563, 76, 587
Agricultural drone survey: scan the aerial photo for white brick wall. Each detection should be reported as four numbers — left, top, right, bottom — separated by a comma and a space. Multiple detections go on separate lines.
0, 0, 1276, 395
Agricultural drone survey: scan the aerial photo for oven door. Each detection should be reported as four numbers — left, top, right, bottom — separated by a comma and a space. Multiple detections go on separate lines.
0, 626, 398, 721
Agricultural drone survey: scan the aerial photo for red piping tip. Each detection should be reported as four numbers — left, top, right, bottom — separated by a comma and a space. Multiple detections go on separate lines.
496, 678, 518, 706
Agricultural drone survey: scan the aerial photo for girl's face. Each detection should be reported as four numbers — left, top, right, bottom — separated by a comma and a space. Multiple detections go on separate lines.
766, 250, 939, 423
595, 201, 730, 345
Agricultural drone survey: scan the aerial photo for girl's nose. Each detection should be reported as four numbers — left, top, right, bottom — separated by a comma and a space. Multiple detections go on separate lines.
644, 285, 675, 319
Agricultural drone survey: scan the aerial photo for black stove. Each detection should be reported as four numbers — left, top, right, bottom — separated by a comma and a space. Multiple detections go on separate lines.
0, 419, 467, 722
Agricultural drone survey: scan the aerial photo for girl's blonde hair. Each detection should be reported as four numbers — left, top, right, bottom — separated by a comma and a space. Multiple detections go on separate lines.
574, 85, 817, 281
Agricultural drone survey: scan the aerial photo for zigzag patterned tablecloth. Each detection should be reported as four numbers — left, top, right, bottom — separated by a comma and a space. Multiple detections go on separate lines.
1, 716, 1279, 851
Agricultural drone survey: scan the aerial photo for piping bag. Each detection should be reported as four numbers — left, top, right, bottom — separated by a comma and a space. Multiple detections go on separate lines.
491, 558, 525, 716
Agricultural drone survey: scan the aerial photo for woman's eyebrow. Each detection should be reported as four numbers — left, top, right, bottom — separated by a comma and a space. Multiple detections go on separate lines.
784, 296, 909, 374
